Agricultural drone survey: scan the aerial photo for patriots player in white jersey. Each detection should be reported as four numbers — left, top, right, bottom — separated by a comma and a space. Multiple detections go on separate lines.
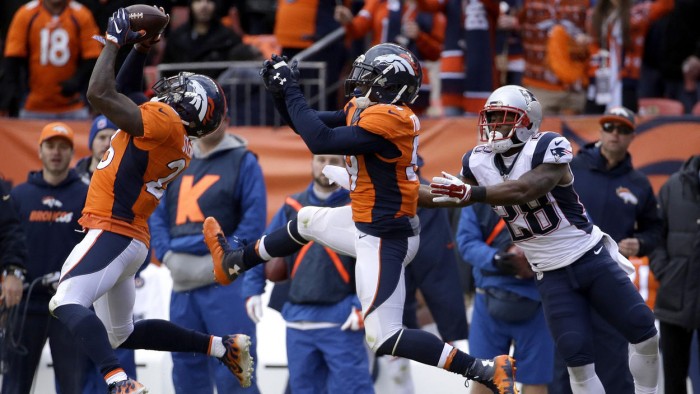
419, 85, 660, 394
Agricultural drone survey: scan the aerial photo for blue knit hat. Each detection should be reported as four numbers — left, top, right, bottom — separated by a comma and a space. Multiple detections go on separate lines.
89, 115, 117, 150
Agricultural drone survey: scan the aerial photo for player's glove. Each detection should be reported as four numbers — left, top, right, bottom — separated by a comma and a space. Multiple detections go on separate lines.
493, 247, 533, 279
430, 172, 472, 204
340, 306, 364, 331
245, 295, 263, 323
105, 8, 145, 48
260, 54, 300, 96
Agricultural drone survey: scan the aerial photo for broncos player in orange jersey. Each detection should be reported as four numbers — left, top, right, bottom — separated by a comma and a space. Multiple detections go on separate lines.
202, 43, 518, 394
48, 8, 252, 394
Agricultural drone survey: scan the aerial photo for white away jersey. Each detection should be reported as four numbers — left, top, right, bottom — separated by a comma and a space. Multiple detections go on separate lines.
461, 131, 604, 272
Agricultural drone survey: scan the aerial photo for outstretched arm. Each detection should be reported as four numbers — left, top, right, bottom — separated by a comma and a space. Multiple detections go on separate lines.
481, 163, 569, 205
87, 44, 144, 136
87, 8, 145, 136
424, 163, 570, 207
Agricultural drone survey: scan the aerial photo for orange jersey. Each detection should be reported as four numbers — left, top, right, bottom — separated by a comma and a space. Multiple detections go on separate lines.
344, 99, 420, 229
274, 0, 340, 49
80, 102, 192, 247
4, 0, 101, 113
519, 0, 590, 91
344, 0, 446, 61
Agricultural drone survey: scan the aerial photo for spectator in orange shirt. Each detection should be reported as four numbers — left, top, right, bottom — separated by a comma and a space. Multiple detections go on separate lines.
273, 0, 347, 110
334, 0, 446, 115
584, 0, 674, 113
1, 0, 101, 119
519, 0, 590, 115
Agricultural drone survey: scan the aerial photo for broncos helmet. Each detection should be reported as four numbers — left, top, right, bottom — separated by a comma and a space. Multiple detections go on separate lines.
344, 43, 422, 105
152, 72, 228, 139
478, 85, 542, 153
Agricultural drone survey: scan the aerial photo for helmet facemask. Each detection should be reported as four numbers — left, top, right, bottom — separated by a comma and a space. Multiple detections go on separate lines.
344, 44, 422, 107
151, 72, 227, 139
479, 106, 533, 153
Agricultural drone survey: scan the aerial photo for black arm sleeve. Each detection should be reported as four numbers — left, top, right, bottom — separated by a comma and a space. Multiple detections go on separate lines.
0, 183, 26, 270
283, 85, 396, 155
273, 95, 346, 133
116, 48, 148, 97
271, 95, 296, 132
317, 110, 347, 128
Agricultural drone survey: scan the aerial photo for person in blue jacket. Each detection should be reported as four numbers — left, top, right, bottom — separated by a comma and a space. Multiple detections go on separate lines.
242, 154, 374, 394
4, 123, 90, 394
550, 106, 663, 394
457, 203, 554, 394
149, 120, 266, 394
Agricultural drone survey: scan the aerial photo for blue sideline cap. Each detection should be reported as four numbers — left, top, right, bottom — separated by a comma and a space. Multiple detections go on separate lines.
89, 115, 117, 150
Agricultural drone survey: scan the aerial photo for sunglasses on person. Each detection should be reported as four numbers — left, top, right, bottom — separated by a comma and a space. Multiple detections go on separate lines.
602, 122, 634, 135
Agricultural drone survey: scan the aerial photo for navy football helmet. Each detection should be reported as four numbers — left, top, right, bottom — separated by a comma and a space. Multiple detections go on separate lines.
344, 43, 422, 105
152, 72, 228, 138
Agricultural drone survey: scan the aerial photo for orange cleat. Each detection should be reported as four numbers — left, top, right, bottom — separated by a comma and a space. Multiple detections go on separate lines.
203, 217, 244, 285
220, 334, 254, 388
468, 355, 518, 394
108, 379, 147, 394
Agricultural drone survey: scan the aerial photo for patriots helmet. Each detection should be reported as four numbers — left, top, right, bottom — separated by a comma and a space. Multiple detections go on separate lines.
152, 72, 228, 138
344, 43, 422, 105
478, 85, 542, 153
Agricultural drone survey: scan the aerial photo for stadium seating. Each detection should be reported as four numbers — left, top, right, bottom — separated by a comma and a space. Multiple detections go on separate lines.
638, 98, 685, 116
692, 101, 700, 116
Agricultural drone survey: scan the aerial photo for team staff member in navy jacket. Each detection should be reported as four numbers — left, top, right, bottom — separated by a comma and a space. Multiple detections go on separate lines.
149, 123, 266, 394
0, 180, 27, 309
5, 123, 90, 394
550, 106, 663, 394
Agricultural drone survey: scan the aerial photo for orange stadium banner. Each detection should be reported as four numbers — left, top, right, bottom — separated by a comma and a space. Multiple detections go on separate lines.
1, 116, 699, 221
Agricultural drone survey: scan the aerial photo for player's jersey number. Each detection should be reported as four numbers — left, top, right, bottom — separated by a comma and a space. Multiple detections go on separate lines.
40, 27, 70, 66
493, 195, 561, 241
345, 114, 420, 191
96, 131, 186, 200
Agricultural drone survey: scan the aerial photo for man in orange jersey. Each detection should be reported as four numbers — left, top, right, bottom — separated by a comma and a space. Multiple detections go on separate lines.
48, 8, 251, 394
5, 123, 90, 394
204, 43, 519, 394
1, 0, 101, 118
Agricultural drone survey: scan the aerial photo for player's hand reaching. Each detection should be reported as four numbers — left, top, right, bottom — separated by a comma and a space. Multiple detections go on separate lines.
340, 306, 364, 331
260, 54, 300, 97
430, 172, 472, 204
245, 295, 263, 323
106, 8, 145, 48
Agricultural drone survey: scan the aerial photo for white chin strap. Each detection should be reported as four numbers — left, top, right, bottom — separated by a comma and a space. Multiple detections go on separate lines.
356, 88, 377, 109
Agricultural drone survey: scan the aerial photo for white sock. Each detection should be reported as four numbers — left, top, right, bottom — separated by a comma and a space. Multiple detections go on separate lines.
633, 383, 657, 394
209, 336, 226, 358
629, 335, 659, 392
568, 364, 605, 394
105, 369, 128, 385
257, 235, 272, 260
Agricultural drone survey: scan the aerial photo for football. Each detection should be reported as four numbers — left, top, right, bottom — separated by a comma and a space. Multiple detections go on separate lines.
264, 257, 289, 282
125, 4, 169, 42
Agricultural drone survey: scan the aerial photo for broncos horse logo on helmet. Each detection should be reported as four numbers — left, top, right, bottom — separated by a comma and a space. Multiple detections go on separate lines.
152, 72, 228, 138
345, 43, 422, 106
